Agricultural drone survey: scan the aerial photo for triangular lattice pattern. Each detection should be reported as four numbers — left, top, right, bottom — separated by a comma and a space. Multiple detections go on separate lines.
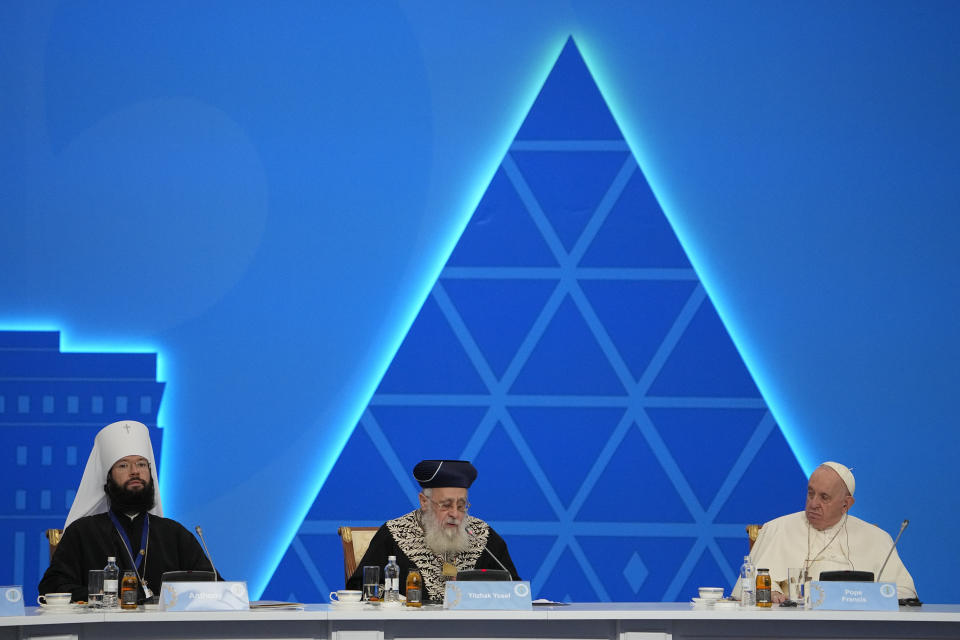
263, 38, 805, 603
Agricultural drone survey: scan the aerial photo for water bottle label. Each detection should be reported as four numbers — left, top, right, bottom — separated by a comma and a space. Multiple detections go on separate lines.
105, 580, 118, 591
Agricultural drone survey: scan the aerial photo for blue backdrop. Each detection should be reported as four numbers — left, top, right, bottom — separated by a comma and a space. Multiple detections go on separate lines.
2, 1, 958, 602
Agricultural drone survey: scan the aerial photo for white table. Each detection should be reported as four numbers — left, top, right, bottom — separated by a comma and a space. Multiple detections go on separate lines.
4, 603, 959, 640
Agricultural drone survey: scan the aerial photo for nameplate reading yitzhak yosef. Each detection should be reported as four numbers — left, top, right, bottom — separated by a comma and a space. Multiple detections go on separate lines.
444, 581, 532, 610
160, 581, 250, 611
0, 587, 25, 617
807, 581, 898, 611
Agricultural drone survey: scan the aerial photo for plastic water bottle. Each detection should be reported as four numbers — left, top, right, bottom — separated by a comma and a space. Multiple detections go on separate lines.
384, 556, 400, 603
103, 556, 120, 609
739, 555, 756, 607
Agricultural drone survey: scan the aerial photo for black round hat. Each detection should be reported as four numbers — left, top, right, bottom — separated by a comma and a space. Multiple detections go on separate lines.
413, 460, 478, 488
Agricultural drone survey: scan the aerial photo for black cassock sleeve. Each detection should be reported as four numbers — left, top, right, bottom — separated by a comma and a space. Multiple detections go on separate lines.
38, 517, 98, 601
38, 513, 217, 602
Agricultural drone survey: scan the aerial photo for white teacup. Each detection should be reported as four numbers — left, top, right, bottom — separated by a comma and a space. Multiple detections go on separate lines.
697, 587, 724, 601
329, 589, 362, 604
38, 592, 72, 606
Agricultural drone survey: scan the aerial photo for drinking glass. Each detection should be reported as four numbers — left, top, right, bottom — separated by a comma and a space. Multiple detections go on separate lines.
87, 569, 105, 609
787, 567, 806, 602
362, 566, 381, 602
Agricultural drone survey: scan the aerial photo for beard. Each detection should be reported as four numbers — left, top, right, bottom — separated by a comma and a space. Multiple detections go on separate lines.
422, 507, 471, 555
105, 474, 156, 514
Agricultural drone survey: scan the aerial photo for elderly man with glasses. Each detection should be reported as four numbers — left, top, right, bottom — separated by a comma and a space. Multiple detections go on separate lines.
346, 459, 520, 602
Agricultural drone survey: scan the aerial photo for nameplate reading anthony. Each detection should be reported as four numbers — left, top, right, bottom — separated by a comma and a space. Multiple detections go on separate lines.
160, 581, 250, 612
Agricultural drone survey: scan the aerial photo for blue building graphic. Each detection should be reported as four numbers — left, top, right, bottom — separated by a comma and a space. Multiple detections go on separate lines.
0, 330, 164, 593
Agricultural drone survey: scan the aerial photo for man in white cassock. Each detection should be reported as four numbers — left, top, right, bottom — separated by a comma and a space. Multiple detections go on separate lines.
735, 461, 916, 602
38, 420, 216, 602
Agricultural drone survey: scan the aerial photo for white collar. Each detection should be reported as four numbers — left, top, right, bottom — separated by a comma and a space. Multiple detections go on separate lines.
810, 515, 846, 537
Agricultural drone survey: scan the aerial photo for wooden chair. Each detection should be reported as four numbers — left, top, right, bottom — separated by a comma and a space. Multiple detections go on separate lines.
46, 529, 63, 560
336, 526, 379, 586
746, 524, 762, 550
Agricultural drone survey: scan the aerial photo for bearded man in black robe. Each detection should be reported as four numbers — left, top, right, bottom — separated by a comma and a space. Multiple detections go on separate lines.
346, 460, 520, 603
38, 421, 216, 603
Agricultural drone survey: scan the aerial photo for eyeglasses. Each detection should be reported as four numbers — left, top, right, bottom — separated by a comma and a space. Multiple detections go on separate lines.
428, 498, 470, 513
112, 460, 150, 473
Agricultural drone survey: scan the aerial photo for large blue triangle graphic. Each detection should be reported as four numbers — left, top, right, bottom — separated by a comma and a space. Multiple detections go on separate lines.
266, 36, 807, 603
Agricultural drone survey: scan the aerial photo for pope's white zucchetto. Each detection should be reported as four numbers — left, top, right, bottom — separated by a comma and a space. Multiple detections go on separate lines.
820, 461, 855, 496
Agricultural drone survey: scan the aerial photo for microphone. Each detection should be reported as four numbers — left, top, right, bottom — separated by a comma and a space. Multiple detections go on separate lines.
876, 519, 909, 582
467, 524, 511, 576
194, 526, 220, 581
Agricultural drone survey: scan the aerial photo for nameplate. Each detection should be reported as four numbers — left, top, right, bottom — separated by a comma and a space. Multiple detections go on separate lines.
0, 587, 25, 617
807, 581, 898, 611
160, 581, 249, 611
444, 581, 532, 610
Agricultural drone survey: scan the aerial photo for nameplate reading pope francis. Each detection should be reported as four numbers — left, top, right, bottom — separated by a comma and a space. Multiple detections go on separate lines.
807, 581, 898, 611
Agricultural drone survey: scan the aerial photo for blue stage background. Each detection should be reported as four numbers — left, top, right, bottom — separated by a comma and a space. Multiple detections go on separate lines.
2, 2, 958, 602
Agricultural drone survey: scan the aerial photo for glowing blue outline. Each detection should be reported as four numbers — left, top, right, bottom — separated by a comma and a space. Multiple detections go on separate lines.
249, 410, 358, 598
572, 38, 814, 476
1, 30, 814, 599
252, 35, 575, 597
258, 33, 814, 595
0, 321, 172, 483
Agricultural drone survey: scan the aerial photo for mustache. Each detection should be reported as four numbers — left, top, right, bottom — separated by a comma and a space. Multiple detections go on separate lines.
105, 474, 156, 512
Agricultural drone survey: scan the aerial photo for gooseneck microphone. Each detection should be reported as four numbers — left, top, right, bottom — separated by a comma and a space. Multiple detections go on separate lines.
876, 519, 909, 582
195, 526, 220, 582
467, 525, 511, 576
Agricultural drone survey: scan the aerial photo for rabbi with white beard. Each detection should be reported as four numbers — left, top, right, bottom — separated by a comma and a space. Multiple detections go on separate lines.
346, 460, 519, 603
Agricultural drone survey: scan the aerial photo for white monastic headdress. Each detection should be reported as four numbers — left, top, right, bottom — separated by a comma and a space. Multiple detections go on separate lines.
821, 461, 855, 496
64, 420, 163, 529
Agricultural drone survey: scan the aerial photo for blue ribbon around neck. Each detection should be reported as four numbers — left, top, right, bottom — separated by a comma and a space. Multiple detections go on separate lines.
108, 510, 149, 571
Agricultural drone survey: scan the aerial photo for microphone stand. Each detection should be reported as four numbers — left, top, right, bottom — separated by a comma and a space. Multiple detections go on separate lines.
467, 525, 511, 575
195, 526, 220, 581
876, 519, 908, 582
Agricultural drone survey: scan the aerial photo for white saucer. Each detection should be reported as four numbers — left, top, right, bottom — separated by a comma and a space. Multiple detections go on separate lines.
690, 597, 716, 607
329, 601, 364, 608
39, 603, 84, 613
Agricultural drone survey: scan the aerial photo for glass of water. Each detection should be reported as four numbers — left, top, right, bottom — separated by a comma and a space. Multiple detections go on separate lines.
362, 565, 381, 602
88, 569, 105, 609
787, 567, 806, 603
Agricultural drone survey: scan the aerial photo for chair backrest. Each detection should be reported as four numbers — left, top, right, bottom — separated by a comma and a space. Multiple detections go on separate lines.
746, 524, 762, 550
46, 529, 63, 561
337, 526, 379, 586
